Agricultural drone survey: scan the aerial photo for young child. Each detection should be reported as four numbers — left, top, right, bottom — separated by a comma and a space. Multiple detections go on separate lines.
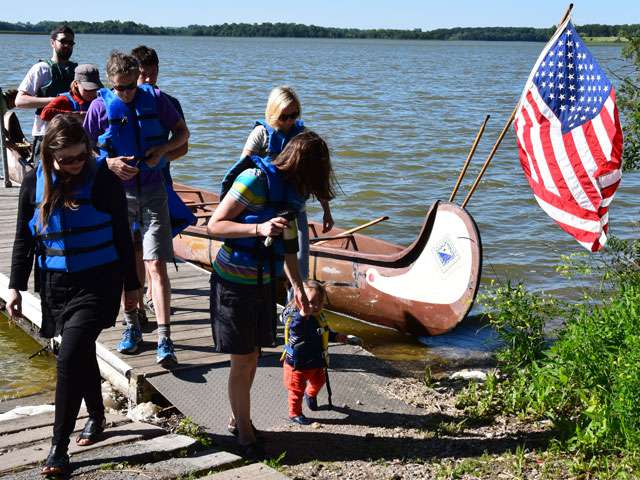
281, 280, 358, 425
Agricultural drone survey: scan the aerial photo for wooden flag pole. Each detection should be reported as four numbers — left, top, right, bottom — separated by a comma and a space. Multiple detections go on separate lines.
312, 216, 389, 246
460, 4, 574, 210
449, 114, 490, 203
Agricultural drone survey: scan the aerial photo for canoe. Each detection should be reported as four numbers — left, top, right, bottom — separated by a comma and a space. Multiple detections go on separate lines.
172, 183, 482, 336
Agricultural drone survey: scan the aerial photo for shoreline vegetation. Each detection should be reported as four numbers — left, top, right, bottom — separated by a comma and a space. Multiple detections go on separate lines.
0, 20, 638, 41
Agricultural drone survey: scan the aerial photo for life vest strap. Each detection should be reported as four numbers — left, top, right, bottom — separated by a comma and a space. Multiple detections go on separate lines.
144, 134, 167, 142
107, 117, 128, 127
35, 220, 112, 241
34, 198, 91, 209
222, 241, 284, 260
137, 113, 159, 121
44, 239, 115, 257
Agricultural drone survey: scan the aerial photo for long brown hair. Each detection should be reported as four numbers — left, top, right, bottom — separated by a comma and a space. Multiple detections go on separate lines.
37, 114, 93, 230
272, 131, 336, 201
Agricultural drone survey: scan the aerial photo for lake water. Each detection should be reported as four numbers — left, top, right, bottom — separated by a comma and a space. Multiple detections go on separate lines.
0, 34, 635, 390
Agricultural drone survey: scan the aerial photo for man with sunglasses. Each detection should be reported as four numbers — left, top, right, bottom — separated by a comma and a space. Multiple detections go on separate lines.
84, 51, 190, 368
130, 45, 189, 319
16, 25, 77, 163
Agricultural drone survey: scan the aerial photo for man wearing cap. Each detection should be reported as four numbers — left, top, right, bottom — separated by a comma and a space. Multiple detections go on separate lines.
40, 65, 103, 121
16, 25, 77, 160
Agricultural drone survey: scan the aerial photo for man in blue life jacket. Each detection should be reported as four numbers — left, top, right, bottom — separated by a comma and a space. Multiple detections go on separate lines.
16, 25, 77, 164
130, 45, 188, 315
84, 51, 190, 368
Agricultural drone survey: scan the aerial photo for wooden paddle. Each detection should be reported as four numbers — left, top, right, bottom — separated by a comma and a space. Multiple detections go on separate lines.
312, 216, 389, 246
449, 114, 490, 203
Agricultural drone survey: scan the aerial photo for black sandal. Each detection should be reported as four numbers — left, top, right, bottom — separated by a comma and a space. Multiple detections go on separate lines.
41, 444, 69, 476
237, 441, 266, 460
76, 417, 106, 446
227, 419, 263, 440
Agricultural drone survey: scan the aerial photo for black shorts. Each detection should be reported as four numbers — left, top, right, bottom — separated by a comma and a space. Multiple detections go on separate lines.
210, 274, 276, 355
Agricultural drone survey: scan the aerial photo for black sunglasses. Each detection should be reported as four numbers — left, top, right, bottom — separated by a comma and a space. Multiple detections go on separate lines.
279, 111, 299, 122
55, 38, 75, 46
55, 152, 87, 166
113, 83, 137, 92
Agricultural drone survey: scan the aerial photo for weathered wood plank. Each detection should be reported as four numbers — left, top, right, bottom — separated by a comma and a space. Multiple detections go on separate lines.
0, 409, 79, 436
0, 412, 126, 450
0, 421, 165, 474
143, 448, 242, 479
201, 463, 291, 480
8, 433, 197, 479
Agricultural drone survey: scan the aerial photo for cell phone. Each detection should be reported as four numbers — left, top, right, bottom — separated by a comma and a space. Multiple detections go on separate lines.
264, 209, 298, 247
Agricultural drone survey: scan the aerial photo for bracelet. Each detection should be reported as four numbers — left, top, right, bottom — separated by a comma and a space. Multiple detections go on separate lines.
255, 223, 258, 236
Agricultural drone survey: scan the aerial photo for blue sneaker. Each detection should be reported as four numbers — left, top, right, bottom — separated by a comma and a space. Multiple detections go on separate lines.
304, 393, 318, 411
290, 414, 312, 425
116, 325, 142, 354
156, 338, 178, 368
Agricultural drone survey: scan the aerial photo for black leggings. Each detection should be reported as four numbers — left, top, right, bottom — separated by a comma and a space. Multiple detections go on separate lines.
51, 312, 103, 448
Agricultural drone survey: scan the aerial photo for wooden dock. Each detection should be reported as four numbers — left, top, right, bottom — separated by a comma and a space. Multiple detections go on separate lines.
0, 184, 280, 405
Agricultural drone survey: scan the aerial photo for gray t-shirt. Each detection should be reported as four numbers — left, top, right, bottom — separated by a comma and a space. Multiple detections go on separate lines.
242, 125, 269, 157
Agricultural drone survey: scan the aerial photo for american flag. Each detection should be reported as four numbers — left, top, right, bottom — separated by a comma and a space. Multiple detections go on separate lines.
514, 19, 623, 252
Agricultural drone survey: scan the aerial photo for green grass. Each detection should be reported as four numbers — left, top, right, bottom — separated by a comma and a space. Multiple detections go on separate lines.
463, 238, 640, 467
176, 417, 213, 448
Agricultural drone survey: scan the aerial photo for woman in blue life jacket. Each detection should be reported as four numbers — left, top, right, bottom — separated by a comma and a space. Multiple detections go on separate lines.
6, 115, 139, 476
241, 86, 335, 283
209, 131, 336, 459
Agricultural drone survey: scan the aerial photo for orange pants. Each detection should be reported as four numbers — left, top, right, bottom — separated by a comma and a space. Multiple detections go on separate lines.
283, 362, 326, 417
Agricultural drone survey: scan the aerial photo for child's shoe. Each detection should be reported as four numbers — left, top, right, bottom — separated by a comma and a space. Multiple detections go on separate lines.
304, 393, 318, 411
290, 414, 312, 425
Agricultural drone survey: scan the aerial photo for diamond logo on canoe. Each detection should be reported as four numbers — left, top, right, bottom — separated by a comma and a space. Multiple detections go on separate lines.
433, 237, 459, 273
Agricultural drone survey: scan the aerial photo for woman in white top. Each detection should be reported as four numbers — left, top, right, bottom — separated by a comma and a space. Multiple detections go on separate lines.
242, 86, 334, 281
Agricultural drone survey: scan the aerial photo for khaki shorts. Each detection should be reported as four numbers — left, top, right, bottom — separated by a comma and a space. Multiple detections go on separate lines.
125, 183, 174, 261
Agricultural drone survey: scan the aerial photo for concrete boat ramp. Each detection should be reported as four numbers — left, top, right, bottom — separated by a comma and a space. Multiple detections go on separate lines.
0, 182, 420, 477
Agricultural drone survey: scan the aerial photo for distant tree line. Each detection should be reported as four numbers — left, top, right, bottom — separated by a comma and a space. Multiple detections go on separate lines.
1, 20, 639, 41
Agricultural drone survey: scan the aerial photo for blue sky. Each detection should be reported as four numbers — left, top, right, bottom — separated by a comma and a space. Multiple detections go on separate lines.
4, 1, 639, 29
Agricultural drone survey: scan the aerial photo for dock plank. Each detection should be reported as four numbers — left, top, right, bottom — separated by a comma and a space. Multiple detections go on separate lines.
0, 410, 71, 436
0, 421, 165, 474
0, 412, 125, 450
201, 463, 290, 480
142, 449, 242, 479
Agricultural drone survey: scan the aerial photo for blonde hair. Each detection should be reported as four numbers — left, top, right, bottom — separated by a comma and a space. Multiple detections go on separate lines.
265, 86, 301, 128
106, 50, 139, 80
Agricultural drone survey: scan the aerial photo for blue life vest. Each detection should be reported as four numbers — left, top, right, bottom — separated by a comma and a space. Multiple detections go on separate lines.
221, 155, 302, 279
28, 162, 119, 272
281, 304, 330, 370
96, 84, 168, 188
256, 120, 305, 157
60, 92, 89, 113
97, 84, 195, 236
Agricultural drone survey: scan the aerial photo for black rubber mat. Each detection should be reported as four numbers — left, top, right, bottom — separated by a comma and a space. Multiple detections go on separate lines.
147, 345, 418, 437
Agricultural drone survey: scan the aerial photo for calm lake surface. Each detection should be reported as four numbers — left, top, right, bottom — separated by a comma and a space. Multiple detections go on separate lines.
0, 34, 635, 393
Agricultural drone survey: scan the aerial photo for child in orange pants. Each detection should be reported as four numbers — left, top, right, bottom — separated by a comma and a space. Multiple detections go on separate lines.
281, 281, 352, 425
